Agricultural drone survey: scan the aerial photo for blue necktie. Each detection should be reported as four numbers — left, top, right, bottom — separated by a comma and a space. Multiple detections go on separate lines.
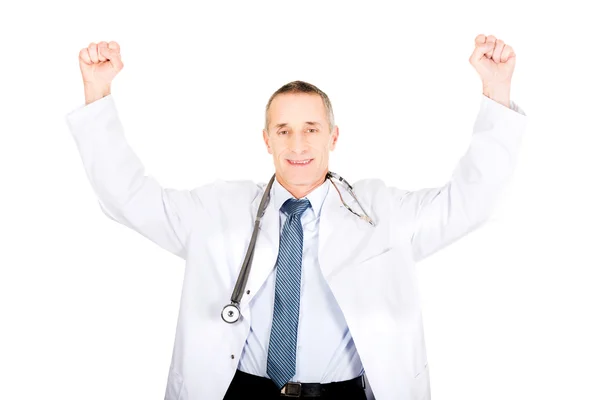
267, 197, 311, 389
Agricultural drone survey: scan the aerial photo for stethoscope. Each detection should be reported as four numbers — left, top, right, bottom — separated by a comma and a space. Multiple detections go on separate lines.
221, 171, 376, 323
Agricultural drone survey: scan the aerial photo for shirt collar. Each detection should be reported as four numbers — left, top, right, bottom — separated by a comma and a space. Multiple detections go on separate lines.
272, 176, 330, 218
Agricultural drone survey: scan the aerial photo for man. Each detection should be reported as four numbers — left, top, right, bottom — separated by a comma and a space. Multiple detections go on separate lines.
65, 34, 527, 399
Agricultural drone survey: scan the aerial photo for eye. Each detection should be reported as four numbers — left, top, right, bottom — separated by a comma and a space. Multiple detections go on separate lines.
278, 130, 288, 135
307, 128, 317, 133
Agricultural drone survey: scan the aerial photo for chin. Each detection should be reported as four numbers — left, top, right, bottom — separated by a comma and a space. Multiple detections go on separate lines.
284, 175, 312, 186
281, 169, 323, 186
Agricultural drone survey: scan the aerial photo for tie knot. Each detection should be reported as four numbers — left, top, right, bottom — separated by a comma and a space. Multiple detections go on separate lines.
281, 198, 311, 217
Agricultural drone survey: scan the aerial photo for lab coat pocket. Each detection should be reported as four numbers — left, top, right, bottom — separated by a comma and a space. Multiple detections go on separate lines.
355, 246, 394, 265
339, 247, 404, 309
341, 244, 421, 332
165, 368, 186, 400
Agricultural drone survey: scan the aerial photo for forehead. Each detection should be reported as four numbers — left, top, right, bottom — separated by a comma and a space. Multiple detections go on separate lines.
268, 93, 327, 126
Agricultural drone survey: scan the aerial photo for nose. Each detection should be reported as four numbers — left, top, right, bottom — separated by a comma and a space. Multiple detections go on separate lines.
290, 131, 308, 154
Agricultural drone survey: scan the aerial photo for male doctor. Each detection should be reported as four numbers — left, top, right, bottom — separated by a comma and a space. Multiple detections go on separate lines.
66, 34, 527, 399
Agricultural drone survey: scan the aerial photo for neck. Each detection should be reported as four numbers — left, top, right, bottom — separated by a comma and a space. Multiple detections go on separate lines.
276, 171, 328, 199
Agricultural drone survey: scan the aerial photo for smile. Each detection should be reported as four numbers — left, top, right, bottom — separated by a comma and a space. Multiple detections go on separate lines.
287, 159, 313, 166
287, 158, 313, 166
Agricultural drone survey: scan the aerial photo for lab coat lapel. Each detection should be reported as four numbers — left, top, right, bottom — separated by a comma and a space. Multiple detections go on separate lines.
240, 183, 279, 314
318, 180, 379, 281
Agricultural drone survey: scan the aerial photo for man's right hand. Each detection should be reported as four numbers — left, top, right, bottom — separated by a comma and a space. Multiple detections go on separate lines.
79, 41, 124, 105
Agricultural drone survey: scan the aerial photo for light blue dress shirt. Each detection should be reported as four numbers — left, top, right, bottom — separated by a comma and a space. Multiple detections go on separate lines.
237, 178, 365, 383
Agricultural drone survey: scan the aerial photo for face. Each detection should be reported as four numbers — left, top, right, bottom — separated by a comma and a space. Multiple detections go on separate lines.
263, 93, 339, 191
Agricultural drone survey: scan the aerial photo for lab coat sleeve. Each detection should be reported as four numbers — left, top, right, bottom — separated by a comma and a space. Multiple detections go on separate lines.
65, 95, 201, 260
401, 94, 527, 263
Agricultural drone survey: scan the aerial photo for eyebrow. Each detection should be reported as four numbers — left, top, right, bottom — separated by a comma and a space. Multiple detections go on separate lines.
274, 121, 322, 129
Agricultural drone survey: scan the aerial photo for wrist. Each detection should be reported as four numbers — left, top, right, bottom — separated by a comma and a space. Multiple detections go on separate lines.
84, 83, 111, 105
482, 83, 510, 108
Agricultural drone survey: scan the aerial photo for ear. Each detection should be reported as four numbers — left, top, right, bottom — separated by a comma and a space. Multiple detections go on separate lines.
263, 129, 273, 154
329, 126, 340, 151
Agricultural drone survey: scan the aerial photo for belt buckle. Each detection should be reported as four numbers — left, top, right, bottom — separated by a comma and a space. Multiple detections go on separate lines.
281, 382, 302, 397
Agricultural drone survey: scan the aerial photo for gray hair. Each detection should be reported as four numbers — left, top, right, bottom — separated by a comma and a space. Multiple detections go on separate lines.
264, 80, 335, 132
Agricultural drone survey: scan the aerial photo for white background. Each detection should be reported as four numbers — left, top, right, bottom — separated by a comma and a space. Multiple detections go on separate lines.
1, 0, 599, 399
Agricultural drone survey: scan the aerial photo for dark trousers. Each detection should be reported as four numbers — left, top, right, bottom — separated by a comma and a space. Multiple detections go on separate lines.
223, 369, 367, 399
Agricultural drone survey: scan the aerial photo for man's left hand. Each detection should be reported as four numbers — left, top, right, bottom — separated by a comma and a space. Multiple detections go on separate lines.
469, 34, 515, 108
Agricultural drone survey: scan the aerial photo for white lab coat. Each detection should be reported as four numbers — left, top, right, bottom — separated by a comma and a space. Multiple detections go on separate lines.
65, 94, 527, 400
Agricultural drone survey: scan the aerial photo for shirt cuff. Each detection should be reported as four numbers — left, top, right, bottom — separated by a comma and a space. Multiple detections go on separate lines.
481, 93, 527, 117
65, 94, 117, 134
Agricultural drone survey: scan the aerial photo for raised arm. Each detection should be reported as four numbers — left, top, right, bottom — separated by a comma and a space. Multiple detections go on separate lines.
397, 34, 528, 263
66, 41, 203, 260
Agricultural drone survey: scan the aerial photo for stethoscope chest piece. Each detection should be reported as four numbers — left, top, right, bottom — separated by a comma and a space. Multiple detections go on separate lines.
221, 303, 241, 323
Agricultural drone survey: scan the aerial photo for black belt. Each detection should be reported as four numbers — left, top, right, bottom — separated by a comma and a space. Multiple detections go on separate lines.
279, 374, 365, 398
228, 369, 366, 398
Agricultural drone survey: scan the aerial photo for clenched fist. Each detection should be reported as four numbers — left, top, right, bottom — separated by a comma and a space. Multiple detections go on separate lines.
469, 34, 515, 108
79, 41, 124, 105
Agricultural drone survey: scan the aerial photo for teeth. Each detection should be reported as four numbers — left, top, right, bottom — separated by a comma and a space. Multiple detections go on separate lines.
290, 159, 311, 164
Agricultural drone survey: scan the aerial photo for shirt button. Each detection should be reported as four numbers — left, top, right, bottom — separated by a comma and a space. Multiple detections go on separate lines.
231, 354, 235, 359
246, 290, 251, 295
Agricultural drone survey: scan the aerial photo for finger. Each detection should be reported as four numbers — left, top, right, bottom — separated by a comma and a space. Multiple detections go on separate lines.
79, 47, 92, 65
474, 34, 486, 46
492, 39, 505, 63
111, 49, 124, 70
501, 44, 515, 63
88, 42, 99, 63
97, 41, 109, 62
469, 41, 495, 64
484, 35, 496, 58
108, 41, 120, 52
98, 45, 111, 62
102, 48, 124, 70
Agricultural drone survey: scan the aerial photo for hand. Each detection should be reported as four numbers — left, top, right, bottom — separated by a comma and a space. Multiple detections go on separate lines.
78, 41, 124, 104
469, 34, 515, 108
